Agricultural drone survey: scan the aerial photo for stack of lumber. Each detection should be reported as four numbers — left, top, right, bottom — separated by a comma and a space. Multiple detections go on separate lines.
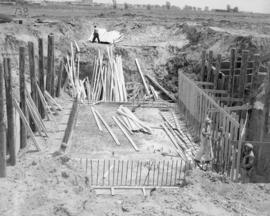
90, 47, 127, 102
64, 41, 86, 101
116, 106, 152, 134
160, 111, 198, 161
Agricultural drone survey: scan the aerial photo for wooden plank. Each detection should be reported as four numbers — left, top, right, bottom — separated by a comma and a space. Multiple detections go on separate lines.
113, 116, 139, 151
195, 81, 214, 86
217, 97, 244, 103
94, 109, 121, 146
4, 58, 16, 166
251, 54, 260, 99
206, 50, 213, 82
145, 74, 176, 101
0, 62, 6, 177
135, 59, 150, 96
204, 89, 228, 94
91, 106, 103, 131
19, 47, 27, 149
13, 98, 41, 151
200, 50, 206, 81
262, 66, 270, 141
38, 38, 45, 118
225, 104, 252, 112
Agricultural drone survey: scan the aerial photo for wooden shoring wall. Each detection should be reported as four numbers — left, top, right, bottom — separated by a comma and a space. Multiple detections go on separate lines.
200, 49, 261, 107
78, 159, 191, 187
178, 71, 242, 181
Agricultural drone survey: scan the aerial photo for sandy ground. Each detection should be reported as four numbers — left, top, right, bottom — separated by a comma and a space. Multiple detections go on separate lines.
0, 3, 270, 216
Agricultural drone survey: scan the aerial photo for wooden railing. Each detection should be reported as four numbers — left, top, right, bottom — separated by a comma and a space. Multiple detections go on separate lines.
178, 71, 242, 181
77, 159, 191, 187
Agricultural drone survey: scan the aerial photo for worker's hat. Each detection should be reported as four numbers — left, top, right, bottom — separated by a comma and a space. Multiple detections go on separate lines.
245, 143, 253, 149
205, 117, 212, 124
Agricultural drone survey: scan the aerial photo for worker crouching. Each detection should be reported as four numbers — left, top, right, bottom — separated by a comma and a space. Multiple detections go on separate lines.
241, 143, 255, 183
194, 117, 213, 165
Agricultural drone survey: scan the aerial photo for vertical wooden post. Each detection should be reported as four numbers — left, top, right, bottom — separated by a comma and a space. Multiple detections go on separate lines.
0, 62, 6, 177
28, 42, 37, 132
4, 58, 16, 166
38, 38, 45, 119
261, 65, 270, 141
250, 54, 260, 105
46, 34, 55, 97
28, 42, 38, 106
19, 47, 27, 149
206, 50, 213, 82
214, 54, 221, 90
56, 60, 63, 97
239, 50, 249, 100
229, 49, 236, 102
200, 50, 206, 81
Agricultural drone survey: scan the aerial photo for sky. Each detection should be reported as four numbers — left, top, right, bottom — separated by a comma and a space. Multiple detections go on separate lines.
96, 0, 270, 13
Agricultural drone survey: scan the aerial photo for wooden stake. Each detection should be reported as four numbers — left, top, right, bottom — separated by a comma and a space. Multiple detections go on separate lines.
214, 54, 221, 90
38, 38, 45, 118
0, 62, 6, 177
19, 47, 27, 149
4, 58, 16, 166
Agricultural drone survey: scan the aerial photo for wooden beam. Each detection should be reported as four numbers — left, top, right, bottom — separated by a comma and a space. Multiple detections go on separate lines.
204, 89, 228, 94
135, 59, 150, 96
61, 97, 78, 152
4, 58, 16, 166
145, 74, 176, 101
19, 47, 27, 149
94, 108, 120, 146
217, 97, 244, 103
112, 116, 139, 151
91, 106, 103, 131
195, 81, 214, 86
56, 60, 64, 98
0, 62, 6, 177
225, 104, 252, 111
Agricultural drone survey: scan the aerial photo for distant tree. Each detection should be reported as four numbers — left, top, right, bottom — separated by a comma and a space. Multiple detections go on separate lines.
227, 4, 231, 11
233, 7, 239, 12
124, 2, 128, 9
112, 0, 117, 9
147, 4, 151, 10
204, 6, 209, 11
165, 1, 171, 10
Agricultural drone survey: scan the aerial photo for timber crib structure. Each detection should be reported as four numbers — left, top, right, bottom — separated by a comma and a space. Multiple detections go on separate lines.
178, 49, 270, 182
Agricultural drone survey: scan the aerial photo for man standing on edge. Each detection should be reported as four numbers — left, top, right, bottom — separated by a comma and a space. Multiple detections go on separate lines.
92, 25, 100, 43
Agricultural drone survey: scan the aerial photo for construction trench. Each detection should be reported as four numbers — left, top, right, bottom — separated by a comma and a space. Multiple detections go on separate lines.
0, 14, 270, 203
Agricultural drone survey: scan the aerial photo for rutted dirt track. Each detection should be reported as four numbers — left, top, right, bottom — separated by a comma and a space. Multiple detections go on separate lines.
0, 4, 270, 216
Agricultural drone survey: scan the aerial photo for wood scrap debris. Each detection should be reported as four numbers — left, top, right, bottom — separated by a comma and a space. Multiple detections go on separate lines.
116, 106, 152, 134
160, 110, 198, 161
